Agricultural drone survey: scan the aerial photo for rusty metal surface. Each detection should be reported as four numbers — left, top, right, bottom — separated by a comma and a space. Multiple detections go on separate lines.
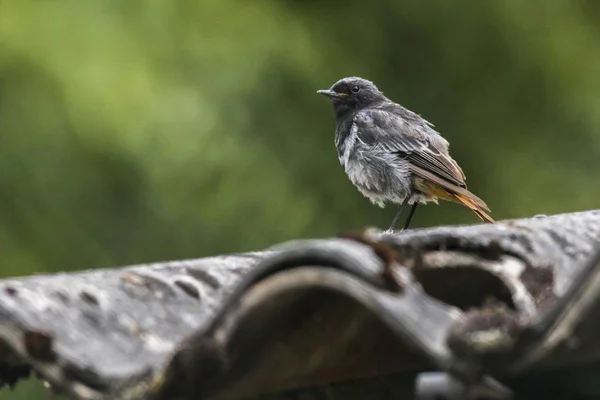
0, 211, 599, 399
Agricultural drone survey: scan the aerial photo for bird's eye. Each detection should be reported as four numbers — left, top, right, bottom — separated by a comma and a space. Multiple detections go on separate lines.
351, 85, 360, 93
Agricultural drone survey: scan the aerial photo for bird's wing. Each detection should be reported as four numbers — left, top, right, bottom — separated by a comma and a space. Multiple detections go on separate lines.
354, 105, 467, 188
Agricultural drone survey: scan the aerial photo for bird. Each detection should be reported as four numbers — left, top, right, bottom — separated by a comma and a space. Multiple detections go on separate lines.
317, 76, 494, 232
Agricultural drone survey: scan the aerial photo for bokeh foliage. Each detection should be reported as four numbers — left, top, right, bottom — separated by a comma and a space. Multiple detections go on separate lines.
0, 0, 599, 398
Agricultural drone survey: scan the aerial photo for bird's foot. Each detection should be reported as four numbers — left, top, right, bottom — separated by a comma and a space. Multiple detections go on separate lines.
382, 227, 410, 235
383, 228, 404, 235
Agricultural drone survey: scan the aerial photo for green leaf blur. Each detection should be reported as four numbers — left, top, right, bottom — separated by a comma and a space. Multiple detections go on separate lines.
1, 0, 599, 397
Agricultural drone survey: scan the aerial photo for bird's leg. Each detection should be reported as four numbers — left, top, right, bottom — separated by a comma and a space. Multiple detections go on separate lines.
388, 197, 411, 232
402, 202, 419, 230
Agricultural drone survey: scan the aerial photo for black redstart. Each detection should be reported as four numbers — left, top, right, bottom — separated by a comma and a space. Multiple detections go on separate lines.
317, 76, 494, 231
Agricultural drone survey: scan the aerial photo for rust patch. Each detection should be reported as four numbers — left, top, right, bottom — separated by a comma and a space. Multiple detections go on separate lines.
23, 330, 56, 363
174, 280, 201, 300
123, 272, 176, 298
519, 265, 555, 309
186, 268, 221, 290
338, 230, 405, 292
447, 300, 522, 364
3, 286, 18, 297
80, 291, 100, 306
485, 239, 504, 259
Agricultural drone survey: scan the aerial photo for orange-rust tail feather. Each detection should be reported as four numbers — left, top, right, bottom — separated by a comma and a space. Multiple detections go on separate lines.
416, 175, 495, 223
452, 193, 495, 223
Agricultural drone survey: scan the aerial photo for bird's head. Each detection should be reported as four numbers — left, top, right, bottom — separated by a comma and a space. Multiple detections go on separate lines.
317, 77, 387, 115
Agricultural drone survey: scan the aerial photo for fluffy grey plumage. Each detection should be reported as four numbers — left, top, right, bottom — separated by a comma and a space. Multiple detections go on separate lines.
317, 76, 493, 231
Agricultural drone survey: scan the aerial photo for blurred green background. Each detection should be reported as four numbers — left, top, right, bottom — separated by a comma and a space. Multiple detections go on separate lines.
1, 0, 600, 397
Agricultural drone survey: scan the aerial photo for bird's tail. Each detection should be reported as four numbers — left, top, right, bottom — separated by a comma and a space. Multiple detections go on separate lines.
450, 192, 495, 223
411, 166, 495, 223
425, 182, 495, 223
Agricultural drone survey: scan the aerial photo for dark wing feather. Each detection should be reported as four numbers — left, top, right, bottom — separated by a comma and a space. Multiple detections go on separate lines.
355, 105, 467, 188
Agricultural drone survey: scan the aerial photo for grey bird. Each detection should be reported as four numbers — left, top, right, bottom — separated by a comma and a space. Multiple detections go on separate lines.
317, 76, 494, 231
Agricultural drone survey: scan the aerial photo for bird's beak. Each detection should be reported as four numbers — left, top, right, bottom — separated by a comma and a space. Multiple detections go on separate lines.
317, 89, 346, 99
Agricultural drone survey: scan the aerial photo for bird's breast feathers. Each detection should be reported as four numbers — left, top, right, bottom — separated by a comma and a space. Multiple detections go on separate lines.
336, 119, 412, 205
